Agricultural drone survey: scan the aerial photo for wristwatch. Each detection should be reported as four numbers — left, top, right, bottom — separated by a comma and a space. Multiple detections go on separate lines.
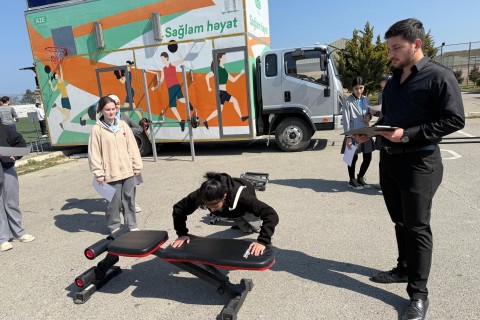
401, 129, 410, 143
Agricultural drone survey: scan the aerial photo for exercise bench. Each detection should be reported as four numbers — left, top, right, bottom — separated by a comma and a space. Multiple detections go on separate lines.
73, 229, 275, 320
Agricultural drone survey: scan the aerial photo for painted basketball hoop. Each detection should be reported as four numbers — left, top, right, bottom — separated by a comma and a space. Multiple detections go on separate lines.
45, 46, 68, 65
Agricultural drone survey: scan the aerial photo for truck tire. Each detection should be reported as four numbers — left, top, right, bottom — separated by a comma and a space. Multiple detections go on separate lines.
134, 131, 153, 156
275, 118, 312, 152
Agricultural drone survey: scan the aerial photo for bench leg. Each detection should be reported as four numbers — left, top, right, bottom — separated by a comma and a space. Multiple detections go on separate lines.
167, 261, 254, 319
73, 254, 121, 304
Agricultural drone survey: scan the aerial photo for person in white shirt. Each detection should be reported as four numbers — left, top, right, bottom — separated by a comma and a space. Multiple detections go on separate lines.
35, 103, 47, 137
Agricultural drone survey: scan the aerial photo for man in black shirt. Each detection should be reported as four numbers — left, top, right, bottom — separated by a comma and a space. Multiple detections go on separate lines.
354, 18, 464, 320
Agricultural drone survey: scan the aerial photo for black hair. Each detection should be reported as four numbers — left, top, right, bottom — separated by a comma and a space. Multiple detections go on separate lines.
198, 172, 227, 206
1, 96, 9, 104
96, 95, 116, 113
210, 52, 225, 73
384, 18, 425, 44
351, 76, 364, 88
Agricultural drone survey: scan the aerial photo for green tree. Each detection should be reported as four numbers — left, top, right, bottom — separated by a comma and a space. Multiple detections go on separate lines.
336, 22, 389, 94
469, 65, 480, 87
20, 89, 37, 104
453, 69, 464, 84
423, 31, 438, 59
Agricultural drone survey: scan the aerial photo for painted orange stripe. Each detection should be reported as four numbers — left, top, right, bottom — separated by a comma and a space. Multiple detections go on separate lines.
73, 0, 216, 38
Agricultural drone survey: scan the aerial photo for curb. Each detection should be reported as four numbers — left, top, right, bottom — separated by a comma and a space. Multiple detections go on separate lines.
15, 148, 86, 167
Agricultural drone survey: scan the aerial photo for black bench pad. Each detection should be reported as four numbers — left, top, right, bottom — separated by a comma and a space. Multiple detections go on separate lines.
162, 235, 275, 270
108, 230, 168, 257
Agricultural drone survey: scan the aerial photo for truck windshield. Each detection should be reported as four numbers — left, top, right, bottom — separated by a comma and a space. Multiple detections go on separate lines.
284, 50, 328, 85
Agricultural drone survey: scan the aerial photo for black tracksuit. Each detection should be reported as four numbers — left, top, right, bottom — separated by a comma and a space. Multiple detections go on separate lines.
173, 173, 279, 245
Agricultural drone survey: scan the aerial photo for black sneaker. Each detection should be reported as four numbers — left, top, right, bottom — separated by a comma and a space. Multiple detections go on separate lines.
241, 115, 249, 122
348, 178, 364, 190
203, 120, 209, 130
179, 120, 186, 132
357, 175, 371, 189
80, 118, 86, 126
370, 267, 408, 283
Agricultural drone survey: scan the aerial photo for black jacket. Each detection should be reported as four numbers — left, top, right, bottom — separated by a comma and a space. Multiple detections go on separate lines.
173, 173, 279, 245
0, 124, 27, 171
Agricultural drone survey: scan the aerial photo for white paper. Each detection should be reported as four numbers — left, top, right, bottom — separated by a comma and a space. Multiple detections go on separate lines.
0, 146, 31, 157
343, 144, 357, 166
92, 179, 116, 202
368, 104, 382, 112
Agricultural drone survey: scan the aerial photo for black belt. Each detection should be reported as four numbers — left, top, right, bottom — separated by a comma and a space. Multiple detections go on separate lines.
383, 145, 436, 155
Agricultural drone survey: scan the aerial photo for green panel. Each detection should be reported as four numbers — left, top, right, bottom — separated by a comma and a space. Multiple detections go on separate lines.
74, 13, 182, 57
26, 0, 165, 38
57, 130, 90, 145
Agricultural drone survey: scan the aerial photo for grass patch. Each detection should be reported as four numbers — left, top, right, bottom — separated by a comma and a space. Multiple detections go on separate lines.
16, 155, 70, 175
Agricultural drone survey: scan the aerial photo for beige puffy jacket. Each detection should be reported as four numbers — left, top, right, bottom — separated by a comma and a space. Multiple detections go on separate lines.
88, 119, 142, 183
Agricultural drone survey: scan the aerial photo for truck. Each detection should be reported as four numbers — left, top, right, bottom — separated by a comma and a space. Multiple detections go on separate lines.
24, 0, 343, 155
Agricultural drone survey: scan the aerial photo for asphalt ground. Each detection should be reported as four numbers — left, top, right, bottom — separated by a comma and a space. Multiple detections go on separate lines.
2, 92, 480, 320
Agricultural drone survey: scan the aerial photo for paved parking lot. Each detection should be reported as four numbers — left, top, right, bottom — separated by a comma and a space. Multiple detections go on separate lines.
1, 94, 480, 319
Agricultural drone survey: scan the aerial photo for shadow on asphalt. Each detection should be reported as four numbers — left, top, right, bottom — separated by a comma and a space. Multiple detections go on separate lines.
142, 138, 328, 161
55, 198, 108, 235
270, 178, 383, 194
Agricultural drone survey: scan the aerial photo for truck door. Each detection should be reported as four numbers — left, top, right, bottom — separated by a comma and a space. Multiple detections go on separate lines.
281, 49, 334, 127
210, 47, 252, 139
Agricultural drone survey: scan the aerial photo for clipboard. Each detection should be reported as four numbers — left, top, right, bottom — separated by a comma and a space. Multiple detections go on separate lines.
341, 126, 398, 137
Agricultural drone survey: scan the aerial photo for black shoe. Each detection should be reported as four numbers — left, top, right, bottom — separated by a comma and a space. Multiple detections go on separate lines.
370, 267, 408, 283
357, 175, 371, 188
179, 120, 185, 132
402, 298, 428, 320
241, 115, 249, 122
203, 120, 209, 129
348, 178, 364, 190
230, 225, 240, 230
59, 123, 64, 130
80, 119, 86, 126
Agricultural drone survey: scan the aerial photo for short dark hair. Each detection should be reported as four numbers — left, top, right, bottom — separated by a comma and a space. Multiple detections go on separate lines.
1, 96, 10, 104
385, 18, 425, 44
96, 96, 116, 113
351, 76, 364, 88
198, 172, 228, 206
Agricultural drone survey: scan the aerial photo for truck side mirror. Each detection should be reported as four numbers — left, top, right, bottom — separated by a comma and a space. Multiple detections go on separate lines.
320, 53, 327, 71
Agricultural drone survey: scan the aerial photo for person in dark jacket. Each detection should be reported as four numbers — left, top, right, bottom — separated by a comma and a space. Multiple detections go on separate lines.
171, 172, 279, 256
0, 124, 35, 252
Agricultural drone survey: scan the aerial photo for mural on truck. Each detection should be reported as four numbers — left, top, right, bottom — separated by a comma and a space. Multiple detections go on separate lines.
25, 0, 271, 147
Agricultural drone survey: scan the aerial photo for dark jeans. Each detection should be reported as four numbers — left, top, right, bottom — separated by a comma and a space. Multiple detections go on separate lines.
379, 147, 443, 300
39, 120, 46, 135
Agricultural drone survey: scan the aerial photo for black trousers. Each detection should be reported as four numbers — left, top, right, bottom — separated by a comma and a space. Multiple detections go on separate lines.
379, 147, 443, 300
39, 120, 46, 135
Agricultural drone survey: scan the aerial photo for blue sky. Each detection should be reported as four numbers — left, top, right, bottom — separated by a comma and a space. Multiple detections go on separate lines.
2, 0, 479, 94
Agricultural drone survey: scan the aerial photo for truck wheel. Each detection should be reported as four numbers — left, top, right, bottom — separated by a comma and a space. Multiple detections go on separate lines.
134, 131, 153, 156
275, 118, 312, 152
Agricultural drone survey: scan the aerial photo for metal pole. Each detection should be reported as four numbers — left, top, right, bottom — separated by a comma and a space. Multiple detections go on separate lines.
141, 69, 158, 162
440, 43, 444, 65
181, 65, 195, 162
467, 42, 471, 86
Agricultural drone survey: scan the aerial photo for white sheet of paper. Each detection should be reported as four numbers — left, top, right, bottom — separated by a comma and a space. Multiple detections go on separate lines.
343, 144, 357, 166
0, 146, 31, 157
368, 104, 382, 112
92, 179, 116, 202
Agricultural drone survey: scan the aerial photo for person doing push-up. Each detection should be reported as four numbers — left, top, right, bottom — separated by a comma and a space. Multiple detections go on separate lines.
171, 172, 279, 256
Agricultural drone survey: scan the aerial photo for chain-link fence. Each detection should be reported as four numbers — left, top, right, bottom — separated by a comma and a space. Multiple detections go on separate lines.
432, 41, 480, 86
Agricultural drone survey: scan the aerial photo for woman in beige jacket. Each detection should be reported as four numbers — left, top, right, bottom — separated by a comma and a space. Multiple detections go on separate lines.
88, 96, 143, 233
